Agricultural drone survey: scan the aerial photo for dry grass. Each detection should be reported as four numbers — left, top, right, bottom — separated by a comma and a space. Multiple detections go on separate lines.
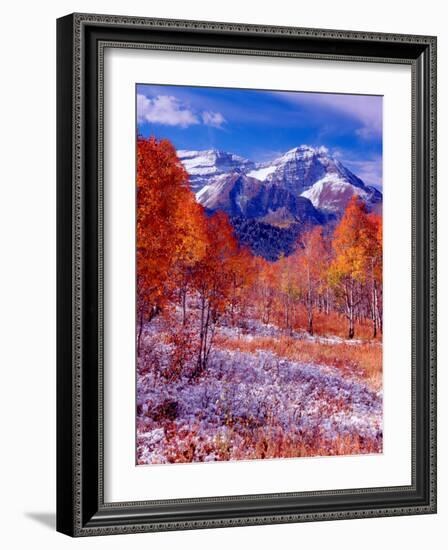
288, 309, 382, 341
216, 334, 382, 390
139, 421, 382, 464
234, 428, 381, 460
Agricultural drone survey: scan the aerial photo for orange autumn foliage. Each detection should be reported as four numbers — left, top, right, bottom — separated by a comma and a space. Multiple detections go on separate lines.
137, 137, 255, 364
137, 137, 383, 367
137, 137, 206, 317
191, 212, 255, 372
292, 226, 331, 334
329, 196, 382, 338
331, 196, 375, 283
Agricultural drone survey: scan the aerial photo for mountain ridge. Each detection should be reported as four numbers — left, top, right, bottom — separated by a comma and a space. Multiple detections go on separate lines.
178, 144, 381, 212
177, 145, 382, 260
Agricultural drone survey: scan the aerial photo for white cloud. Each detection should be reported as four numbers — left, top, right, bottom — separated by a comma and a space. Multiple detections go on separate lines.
137, 94, 199, 128
342, 157, 383, 189
201, 111, 226, 128
137, 94, 227, 129
272, 91, 382, 141
355, 126, 378, 140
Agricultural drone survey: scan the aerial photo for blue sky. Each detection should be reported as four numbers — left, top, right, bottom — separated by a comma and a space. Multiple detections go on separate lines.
136, 84, 383, 189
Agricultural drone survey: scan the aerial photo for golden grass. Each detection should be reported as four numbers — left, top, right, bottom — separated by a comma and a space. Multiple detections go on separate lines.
289, 309, 382, 341
234, 429, 381, 460
216, 334, 382, 390
141, 423, 382, 464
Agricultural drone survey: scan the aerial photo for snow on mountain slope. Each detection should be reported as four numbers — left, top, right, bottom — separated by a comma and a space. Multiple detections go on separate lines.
177, 149, 254, 192
301, 175, 382, 214
246, 165, 277, 180
178, 145, 382, 219
196, 173, 263, 213
176, 145, 382, 259
300, 175, 368, 213
262, 145, 366, 196
195, 171, 323, 225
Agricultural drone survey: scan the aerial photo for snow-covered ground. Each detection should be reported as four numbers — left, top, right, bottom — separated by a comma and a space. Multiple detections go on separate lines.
136, 323, 382, 464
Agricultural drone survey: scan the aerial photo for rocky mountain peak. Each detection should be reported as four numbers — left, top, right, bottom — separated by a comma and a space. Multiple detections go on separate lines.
177, 145, 382, 259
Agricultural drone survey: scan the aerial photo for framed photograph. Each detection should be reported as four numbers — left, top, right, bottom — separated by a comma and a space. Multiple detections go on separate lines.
57, 13, 437, 536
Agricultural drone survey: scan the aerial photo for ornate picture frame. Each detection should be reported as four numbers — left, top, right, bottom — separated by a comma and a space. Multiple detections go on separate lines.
57, 13, 436, 536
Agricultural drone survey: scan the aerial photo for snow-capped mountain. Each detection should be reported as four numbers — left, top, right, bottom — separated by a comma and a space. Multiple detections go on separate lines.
177, 149, 255, 192
178, 145, 382, 259
179, 145, 381, 216
248, 145, 364, 196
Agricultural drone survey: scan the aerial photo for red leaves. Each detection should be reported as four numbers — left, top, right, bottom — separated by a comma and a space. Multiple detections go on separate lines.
137, 137, 255, 368
137, 137, 207, 317
137, 137, 383, 354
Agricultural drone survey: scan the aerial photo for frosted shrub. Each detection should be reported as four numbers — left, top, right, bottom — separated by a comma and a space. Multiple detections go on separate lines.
137, 330, 382, 464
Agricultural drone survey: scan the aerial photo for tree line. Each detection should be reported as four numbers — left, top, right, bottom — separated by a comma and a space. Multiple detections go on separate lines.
137, 137, 383, 369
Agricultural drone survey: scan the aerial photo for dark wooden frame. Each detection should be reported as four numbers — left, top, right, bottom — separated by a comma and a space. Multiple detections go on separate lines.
57, 13, 437, 537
